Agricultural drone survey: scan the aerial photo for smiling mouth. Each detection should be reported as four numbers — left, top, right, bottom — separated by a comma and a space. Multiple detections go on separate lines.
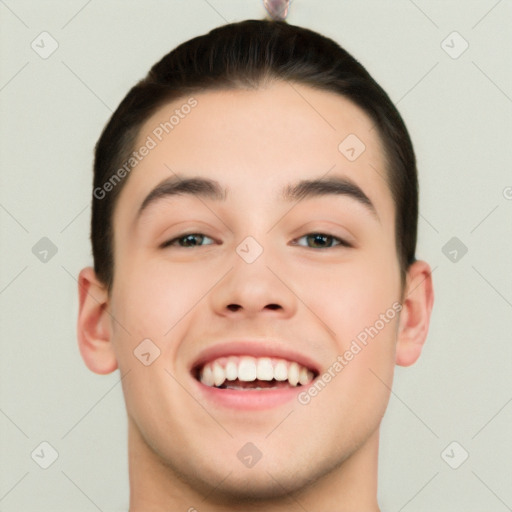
193, 355, 318, 390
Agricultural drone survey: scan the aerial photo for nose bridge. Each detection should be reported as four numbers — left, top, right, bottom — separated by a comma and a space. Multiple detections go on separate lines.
235, 235, 266, 267
208, 230, 297, 317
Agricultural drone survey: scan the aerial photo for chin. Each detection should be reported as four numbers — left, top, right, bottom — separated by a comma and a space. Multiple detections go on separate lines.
181, 451, 340, 505
198, 467, 313, 503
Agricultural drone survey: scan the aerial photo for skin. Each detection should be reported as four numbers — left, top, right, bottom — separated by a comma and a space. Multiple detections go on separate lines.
77, 81, 434, 511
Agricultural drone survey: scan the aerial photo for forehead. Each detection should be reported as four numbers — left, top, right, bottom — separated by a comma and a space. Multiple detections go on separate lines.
114, 81, 394, 230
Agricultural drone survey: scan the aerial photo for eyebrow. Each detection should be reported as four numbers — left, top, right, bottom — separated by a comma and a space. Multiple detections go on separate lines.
282, 176, 378, 220
137, 176, 226, 217
135, 174, 379, 222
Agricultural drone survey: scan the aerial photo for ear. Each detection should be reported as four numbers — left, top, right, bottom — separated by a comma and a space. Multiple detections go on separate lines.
77, 267, 118, 374
395, 260, 434, 367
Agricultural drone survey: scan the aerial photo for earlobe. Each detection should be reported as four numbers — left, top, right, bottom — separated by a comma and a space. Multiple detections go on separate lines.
395, 260, 434, 367
77, 267, 118, 375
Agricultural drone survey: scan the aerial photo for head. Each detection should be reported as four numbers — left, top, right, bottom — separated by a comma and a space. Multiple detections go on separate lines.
78, 19, 433, 506
91, 19, 418, 293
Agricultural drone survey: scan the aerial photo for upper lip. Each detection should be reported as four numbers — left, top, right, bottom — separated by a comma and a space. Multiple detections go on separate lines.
190, 340, 321, 376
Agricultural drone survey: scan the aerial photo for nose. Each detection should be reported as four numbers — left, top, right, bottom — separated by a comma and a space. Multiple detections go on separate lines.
208, 247, 298, 320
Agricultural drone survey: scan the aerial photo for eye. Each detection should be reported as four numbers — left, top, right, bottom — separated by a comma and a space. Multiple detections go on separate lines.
161, 233, 215, 248
292, 233, 351, 249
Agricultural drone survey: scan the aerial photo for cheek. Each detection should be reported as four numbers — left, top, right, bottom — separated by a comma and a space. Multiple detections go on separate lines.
300, 249, 400, 389
299, 248, 400, 337
110, 255, 219, 342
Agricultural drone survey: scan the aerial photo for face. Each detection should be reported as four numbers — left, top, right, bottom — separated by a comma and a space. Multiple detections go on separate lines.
107, 81, 403, 498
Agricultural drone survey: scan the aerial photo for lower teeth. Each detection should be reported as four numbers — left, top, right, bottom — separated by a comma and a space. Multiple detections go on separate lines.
217, 379, 296, 390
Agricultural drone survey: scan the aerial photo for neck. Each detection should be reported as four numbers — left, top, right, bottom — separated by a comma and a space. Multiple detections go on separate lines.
127, 420, 381, 512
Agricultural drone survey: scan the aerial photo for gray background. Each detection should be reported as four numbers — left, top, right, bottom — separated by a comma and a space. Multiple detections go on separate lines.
1, 1, 511, 511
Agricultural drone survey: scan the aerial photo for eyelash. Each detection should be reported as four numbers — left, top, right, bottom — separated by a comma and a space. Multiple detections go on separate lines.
160, 232, 352, 250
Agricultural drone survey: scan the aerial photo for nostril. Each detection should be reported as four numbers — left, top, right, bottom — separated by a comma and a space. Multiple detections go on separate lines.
225, 304, 282, 312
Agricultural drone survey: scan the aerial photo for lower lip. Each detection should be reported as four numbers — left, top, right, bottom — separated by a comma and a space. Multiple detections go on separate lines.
192, 377, 309, 410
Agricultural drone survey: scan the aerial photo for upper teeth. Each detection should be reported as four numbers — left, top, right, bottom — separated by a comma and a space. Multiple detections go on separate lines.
198, 356, 315, 388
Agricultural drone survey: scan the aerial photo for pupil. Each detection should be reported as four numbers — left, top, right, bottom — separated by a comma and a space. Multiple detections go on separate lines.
182, 234, 201, 246
310, 234, 330, 247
